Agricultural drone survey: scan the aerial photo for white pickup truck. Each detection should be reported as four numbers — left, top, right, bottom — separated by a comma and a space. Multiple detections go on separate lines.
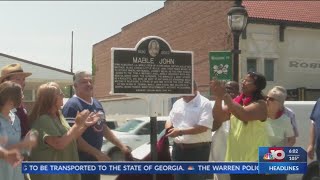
285, 101, 317, 180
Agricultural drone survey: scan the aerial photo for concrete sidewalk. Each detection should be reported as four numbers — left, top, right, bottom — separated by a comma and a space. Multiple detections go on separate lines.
101, 175, 117, 180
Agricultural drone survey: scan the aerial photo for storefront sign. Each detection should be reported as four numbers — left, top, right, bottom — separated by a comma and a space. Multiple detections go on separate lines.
287, 58, 320, 73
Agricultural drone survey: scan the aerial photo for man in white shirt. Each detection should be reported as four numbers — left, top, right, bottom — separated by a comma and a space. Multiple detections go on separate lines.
165, 81, 213, 180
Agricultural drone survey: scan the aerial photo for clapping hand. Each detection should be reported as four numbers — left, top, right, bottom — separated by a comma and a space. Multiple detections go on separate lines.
210, 79, 226, 99
75, 110, 99, 128
23, 130, 38, 153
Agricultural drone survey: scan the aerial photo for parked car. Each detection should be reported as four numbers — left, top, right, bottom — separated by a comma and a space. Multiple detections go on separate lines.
101, 116, 169, 161
105, 119, 119, 130
131, 129, 173, 160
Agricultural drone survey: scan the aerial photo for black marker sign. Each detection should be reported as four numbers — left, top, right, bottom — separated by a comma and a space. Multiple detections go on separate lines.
111, 36, 193, 94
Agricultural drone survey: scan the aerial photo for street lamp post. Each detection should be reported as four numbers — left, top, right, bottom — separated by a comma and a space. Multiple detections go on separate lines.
227, 0, 248, 82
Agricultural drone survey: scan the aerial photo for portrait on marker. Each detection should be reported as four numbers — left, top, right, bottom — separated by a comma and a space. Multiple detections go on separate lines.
148, 40, 160, 57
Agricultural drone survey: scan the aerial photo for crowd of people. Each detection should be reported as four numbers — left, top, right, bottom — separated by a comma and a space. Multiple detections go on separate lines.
0, 63, 319, 180
166, 72, 303, 180
0, 64, 130, 180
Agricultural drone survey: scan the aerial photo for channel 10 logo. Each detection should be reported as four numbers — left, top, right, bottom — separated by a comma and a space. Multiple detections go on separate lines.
263, 147, 285, 162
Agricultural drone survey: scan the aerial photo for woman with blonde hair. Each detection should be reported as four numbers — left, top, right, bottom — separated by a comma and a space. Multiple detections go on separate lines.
0, 81, 37, 180
29, 82, 99, 180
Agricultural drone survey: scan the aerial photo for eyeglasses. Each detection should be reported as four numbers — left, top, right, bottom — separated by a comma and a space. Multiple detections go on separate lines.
266, 96, 277, 102
241, 79, 254, 84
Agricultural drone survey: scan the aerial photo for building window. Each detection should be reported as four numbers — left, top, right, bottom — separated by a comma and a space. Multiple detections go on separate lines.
264, 59, 274, 81
247, 59, 257, 73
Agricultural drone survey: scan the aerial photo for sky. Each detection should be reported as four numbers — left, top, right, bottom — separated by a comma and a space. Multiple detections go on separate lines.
0, 1, 164, 73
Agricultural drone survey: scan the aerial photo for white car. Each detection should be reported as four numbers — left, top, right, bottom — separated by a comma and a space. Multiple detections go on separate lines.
101, 116, 169, 161
131, 129, 173, 160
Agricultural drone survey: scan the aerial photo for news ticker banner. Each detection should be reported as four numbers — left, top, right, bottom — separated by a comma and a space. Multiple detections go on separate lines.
258, 147, 307, 174
22, 162, 306, 175
22, 147, 307, 175
22, 162, 259, 174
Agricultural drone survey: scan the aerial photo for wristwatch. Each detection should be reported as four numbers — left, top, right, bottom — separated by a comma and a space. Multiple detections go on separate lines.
178, 129, 183, 136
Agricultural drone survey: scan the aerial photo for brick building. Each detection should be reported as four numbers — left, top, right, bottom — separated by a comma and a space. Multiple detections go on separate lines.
93, 1, 234, 100
93, 1, 320, 106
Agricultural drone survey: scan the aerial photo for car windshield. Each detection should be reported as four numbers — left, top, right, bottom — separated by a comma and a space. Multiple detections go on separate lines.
106, 121, 118, 130
115, 119, 143, 133
158, 129, 166, 139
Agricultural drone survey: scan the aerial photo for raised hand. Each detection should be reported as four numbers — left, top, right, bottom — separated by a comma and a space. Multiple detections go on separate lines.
84, 112, 100, 128
75, 110, 99, 128
75, 110, 90, 127
210, 79, 226, 99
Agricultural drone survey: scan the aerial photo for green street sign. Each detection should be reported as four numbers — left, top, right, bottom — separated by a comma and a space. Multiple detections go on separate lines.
209, 51, 232, 81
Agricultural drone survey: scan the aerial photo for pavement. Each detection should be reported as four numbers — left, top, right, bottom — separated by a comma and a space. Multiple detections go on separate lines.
101, 175, 117, 180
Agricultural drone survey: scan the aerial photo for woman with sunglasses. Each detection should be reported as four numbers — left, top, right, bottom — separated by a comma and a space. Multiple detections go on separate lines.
266, 86, 295, 180
266, 86, 295, 147
211, 72, 270, 180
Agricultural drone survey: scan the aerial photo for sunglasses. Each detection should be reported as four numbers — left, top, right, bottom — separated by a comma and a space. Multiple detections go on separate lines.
266, 96, 277, 102
241, 78, 254, 84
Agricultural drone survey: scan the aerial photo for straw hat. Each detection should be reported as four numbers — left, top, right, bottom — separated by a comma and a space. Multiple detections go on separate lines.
0, 63, 32, 83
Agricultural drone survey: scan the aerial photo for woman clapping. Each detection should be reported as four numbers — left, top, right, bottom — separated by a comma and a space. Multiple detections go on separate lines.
29, 82, 99, 180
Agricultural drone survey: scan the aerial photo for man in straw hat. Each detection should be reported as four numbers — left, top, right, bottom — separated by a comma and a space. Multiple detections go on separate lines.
0, 63, 32, 138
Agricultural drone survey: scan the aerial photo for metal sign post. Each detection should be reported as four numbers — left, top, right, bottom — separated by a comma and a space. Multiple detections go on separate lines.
111, 36, 193, 180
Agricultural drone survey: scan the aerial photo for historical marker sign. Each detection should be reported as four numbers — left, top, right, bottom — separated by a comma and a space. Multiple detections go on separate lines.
111, 36, 193, 95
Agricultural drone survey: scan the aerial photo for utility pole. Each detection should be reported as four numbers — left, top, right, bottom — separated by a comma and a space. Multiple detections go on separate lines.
227, 0, 248, 82
70, 31, 74, 97
71, 31, 74, 73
